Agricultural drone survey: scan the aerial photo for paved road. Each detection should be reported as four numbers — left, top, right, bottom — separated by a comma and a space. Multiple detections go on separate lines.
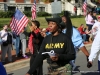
7, 50, 100, 75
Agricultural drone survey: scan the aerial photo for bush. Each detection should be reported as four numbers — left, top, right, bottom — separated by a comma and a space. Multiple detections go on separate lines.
23, 11, 31, 17
0, 10, 84, 18
0, 11, 14, 18
37, 12, 51, 17
6, 11, 14, 17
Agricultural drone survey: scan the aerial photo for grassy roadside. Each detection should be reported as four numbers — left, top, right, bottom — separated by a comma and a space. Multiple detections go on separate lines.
0, 17, 86, 30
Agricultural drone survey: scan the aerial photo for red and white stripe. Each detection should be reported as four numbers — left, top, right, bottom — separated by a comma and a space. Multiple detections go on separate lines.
82, 0, 87, 16
82, 2, 87, 11
31, 1, 36, 20
10, 15, 29, 35
83, 10, 87, 16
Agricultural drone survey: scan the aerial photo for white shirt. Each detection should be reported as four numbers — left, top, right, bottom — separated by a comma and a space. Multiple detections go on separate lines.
0, 30, 8, 42
85, 14, 94, 25
89, 30, 100, 61
92, 21, 100, 36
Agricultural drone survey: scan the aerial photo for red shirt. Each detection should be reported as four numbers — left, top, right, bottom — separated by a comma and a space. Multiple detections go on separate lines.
78, 27, 86, 34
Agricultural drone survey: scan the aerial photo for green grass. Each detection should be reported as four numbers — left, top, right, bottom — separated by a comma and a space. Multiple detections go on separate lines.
0, 17, 86, 30
71, 17, 86, 27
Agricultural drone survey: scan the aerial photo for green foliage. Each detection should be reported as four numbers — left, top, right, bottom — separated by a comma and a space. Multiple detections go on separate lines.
37, 12, 51, 17
0, 11, 51, 18
0, 11, 14, 18
23, 11, 31, 17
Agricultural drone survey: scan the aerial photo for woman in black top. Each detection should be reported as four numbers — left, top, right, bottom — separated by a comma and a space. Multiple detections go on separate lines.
24, 20, 44, 75
26, 16, 75, 75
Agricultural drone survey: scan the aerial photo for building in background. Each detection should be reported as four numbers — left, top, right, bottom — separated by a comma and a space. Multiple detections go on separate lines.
0, 0, 47, 13
0, 0, 98, 15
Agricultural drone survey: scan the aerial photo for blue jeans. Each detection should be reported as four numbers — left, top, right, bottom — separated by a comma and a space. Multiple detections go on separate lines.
81, 34, 86, 42
15, 36, 20, 56
13, 38, 16, 50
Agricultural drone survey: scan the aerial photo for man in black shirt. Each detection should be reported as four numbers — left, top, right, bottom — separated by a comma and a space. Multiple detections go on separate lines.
92, 11, 97, 22
26, 16, 75, 75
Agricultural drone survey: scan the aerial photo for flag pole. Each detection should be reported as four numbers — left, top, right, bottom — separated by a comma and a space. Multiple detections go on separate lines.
16, 3, 18, 9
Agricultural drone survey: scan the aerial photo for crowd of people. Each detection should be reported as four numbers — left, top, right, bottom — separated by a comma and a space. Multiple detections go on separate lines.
0, 10, 100, 75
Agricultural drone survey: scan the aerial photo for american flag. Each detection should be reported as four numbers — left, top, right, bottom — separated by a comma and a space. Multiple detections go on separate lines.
10, 9, 29, 35
82, 0, 87, 16
31, 0, 36, 20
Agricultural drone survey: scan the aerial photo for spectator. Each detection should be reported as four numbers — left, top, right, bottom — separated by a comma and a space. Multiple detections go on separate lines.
92, 11, 97, 22
78, 24, 89, 43
12, 32, 21, 57
85, 11, 95, 31
0, 25, 12, 64
74, 6, 77, 15
19, 27, 28, 58
96, 7, 100, 14
40, 28, 47, 37
61, 11, 89, 70
84, 27, 93, 42
92, 6, 97, 12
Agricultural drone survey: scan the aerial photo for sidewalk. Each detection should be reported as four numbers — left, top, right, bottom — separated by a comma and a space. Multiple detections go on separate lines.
3, 43, 92, 73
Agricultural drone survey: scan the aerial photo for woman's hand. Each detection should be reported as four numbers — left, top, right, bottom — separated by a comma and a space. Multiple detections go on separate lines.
50, 54, 59, 61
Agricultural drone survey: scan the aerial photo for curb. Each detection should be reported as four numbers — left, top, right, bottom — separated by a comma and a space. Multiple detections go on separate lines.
5, 59, 30, 72
6, 44, 92, 73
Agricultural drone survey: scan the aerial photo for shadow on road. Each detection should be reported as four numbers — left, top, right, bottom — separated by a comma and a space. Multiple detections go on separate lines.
8, 73, 14, 75
81, 72, 100, 75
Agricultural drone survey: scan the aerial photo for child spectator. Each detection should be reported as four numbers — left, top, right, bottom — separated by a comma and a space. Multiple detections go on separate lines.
78, 24, 88, 43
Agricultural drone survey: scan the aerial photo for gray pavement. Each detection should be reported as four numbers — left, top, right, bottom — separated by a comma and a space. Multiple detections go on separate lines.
7, 45, 100, 75
5, 44, 92, 73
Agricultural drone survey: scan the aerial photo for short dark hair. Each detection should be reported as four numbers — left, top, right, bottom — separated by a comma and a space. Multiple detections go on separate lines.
31, 20, 40, 28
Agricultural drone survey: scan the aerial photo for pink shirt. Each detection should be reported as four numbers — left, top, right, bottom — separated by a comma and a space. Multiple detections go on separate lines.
85, 14, 94, 25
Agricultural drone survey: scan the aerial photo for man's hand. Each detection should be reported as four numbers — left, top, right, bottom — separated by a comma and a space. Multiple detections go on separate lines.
50, 54, 59, 61
25, 73, 30, 75
87, 61, 92, 68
